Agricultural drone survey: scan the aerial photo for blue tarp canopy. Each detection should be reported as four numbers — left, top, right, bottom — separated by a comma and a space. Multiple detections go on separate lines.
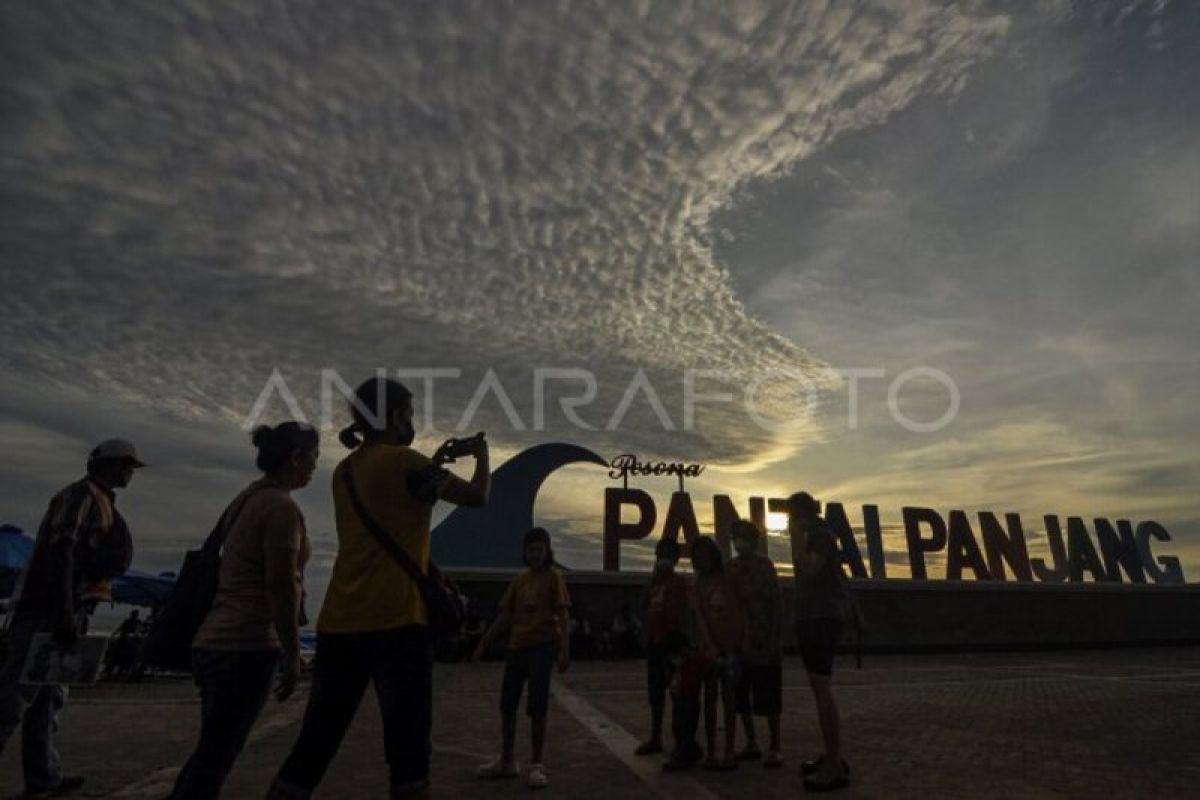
110, 569, 176, 608
0, 525, 35, 598
0, 525, 34, 572
0, 524, 175, 608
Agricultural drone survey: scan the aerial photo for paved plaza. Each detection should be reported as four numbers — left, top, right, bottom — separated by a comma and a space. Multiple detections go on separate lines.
2, 647, 1198, 799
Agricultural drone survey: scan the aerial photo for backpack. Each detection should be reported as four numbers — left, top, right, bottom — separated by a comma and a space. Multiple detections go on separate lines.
141, 489, 259, 672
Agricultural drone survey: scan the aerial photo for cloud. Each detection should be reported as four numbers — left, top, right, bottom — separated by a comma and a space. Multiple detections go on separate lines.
0, 0, 1011, 470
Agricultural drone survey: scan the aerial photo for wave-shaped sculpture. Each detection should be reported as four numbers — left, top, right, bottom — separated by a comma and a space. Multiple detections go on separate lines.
430, 442, 607, 569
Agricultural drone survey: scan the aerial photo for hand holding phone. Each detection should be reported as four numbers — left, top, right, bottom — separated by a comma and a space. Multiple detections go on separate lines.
433, 431, 486, 465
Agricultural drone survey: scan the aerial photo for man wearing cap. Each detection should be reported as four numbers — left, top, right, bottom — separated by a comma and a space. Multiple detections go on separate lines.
0, 439, 140, 797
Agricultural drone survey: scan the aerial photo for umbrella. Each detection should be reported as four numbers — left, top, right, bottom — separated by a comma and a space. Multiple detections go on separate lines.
110, 569, 176, 608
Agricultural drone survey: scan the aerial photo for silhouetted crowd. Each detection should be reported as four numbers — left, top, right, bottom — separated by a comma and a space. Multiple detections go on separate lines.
0, 376, 852, 798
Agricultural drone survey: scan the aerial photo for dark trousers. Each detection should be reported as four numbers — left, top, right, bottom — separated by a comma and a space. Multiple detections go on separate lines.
645, 645, 671, 713
0, 613, 66, 794
669, 690, 703, 763
276, 626, 433, 792
170, 648, 279, 800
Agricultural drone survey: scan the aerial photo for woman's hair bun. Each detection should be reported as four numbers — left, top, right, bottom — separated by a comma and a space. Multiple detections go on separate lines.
251, 425, 276, 449
251, 421, 320, 473
338, 424, 362, 450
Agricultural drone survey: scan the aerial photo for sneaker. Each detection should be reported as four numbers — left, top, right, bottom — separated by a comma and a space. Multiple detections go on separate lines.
801, 756, 850, 777
764, 750, 784, 768
22, 776, 85, 798
477, 758, 519, 779
527, 763, 549, 790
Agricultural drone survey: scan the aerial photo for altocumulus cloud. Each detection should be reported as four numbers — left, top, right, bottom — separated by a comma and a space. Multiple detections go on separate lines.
0, 0, 1011, 467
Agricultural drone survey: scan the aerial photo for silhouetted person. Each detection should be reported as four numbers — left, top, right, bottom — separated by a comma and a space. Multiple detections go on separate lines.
0, 438, 139, 797
107, 609, 142, 679
729, 520, 784, 767
170, 422, 318, 799
636, 537, 689, 757
568, 606, 594, 660
613, 604, 643, 659
690, 536, 744, 771
474, 527, 571, 790
459, 606, 485, 663
596, 623, 615, 660
787, 492, 850, 792
267, 378, 489, 800
660, 629, 709, 772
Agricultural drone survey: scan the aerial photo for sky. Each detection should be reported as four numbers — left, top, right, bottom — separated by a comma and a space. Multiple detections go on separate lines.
1, 0, 1197, 595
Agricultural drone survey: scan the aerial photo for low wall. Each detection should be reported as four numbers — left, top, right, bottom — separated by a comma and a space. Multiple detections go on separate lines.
448, 568, 1200, 652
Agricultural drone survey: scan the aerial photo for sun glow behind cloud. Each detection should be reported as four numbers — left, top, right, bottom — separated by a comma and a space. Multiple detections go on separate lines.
1, 0, 1196, 583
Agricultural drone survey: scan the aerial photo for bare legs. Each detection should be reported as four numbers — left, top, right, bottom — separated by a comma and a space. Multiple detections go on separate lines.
766, 713, 781, 753
702, 676, 736, 763
808, 673, 844, 777
703, 678, 718, 758
720, 682, 736, 761
739, 711, 758, 751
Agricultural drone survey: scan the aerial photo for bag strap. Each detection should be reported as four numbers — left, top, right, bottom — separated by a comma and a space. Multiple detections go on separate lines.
340, 464, 431, 591
200, 485, 264, 556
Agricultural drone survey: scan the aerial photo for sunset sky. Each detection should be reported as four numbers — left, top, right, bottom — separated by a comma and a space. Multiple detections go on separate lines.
2, 1, 1196, 596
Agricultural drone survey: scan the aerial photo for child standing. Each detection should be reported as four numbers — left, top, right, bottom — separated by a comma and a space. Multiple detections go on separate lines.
689, 536, 746, 771
636, 538, 691, 758
660, 630, 712, 772
474, 528, 571, 790
728, 520, 785, 767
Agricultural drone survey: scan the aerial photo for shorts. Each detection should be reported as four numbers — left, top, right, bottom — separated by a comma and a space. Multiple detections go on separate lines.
795, 618, 842, 677
735, 662, 783, 716
500, 641, 557, 718
700, 652, 738, 695
646, 644, 672, 711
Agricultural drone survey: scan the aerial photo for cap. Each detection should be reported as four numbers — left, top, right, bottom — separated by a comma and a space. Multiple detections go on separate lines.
88, 438, 147, 468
